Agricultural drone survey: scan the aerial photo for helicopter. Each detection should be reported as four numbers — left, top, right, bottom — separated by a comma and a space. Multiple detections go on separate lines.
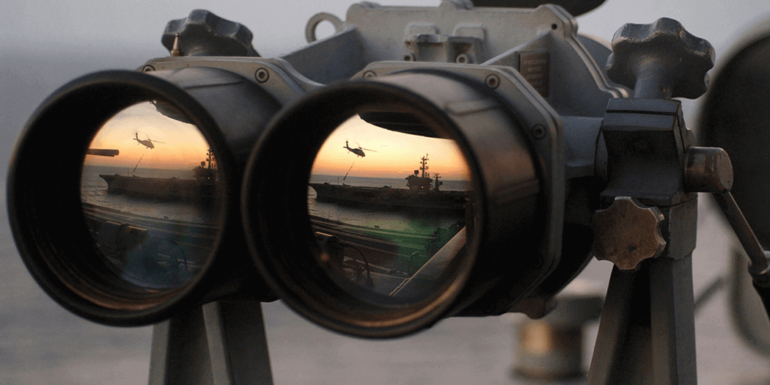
133, 133, 165, 149
343, 140, 376, 157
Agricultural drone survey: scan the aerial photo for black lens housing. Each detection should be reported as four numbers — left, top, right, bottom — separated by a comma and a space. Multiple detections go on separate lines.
8, 69, 279, 326
243, 69, 550, 338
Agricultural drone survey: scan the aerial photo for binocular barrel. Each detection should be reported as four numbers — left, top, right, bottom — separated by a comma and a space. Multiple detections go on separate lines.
5, 2, 617, 337
7, 58, 572, 336
242, 70, 551, 337
8, 68, 280, 325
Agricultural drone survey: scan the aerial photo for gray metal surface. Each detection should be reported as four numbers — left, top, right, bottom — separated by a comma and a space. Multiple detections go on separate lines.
584, 17, 708, 384
586, 256, 696, 385
149, 301, 273, 385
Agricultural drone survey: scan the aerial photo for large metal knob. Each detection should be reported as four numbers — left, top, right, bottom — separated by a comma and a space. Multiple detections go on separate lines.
606, 18, 714, 99
162, 10, 259, 57
592, 197, 666, 270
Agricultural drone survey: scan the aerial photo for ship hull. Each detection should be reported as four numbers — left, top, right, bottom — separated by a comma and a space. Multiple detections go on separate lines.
309, 183, 467, 212
100, 174, 216, 201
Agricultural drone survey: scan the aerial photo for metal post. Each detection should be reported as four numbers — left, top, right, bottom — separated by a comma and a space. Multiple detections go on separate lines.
587, 254, 696, 385
149, 300, 274, 385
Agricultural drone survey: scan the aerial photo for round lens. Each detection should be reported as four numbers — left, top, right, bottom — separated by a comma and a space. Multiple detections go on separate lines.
308, 114, 473, 304
80, 102, 223, 289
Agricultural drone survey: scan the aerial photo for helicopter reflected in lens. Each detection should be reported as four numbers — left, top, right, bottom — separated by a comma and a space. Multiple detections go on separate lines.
80, 102, 223, 289
308, 114, 473, 303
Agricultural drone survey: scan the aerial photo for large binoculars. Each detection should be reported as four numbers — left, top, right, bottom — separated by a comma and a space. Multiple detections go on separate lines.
11, 2, 762, 339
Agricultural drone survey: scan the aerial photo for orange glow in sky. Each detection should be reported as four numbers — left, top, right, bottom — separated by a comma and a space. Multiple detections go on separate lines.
84, 102, 211, 170
311, 115, 471, 180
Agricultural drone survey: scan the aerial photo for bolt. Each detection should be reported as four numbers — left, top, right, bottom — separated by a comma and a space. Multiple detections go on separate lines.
170, 33, 183, 57
363, 71, 377, 79
532, 125, 547, 139
255, 68, 270, 83
403, 54, 415, 61
485, 74, 500, 89
142, 65, 155, 73
456, 53, 471, 64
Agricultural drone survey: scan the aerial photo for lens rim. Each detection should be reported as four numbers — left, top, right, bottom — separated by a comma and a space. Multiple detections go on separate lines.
243, 79, 491, 337
7, 70, 237, 325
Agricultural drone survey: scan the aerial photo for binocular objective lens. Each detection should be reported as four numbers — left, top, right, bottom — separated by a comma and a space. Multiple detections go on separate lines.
80, 102, 224, 289
308, 114, 473, 304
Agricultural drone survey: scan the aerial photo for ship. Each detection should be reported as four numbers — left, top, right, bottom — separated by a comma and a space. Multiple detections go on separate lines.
309, 154, 468, 212
99, 148, 219, 202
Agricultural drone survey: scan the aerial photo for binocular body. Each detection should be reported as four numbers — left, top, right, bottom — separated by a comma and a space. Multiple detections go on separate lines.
7, 1, 723, 340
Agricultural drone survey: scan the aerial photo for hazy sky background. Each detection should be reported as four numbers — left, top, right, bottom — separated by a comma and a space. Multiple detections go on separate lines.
85, 102, 210, 169
312, 116, 471, 180
2, 0, 770, 59
3, 0, 770, 169
5, 1, 770, 384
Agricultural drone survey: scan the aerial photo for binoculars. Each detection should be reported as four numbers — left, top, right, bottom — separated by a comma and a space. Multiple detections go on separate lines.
8, 1, 770, 360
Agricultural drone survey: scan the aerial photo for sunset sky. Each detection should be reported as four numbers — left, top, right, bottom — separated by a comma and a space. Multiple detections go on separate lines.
311, 115, 471, 180
84, 102, 211, 170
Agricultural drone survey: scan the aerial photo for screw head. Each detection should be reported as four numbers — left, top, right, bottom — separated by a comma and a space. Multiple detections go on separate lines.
142, 65, 155, 73
485, 74, 500, 89
532, 125, 547, 139
363, 71, 377, 79
255, 68, 269, 83
456, 53, 471, 64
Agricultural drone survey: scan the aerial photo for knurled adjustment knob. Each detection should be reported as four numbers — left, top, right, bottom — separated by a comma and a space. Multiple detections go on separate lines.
162, 10, 259, 57
592, 197, 666, 270
606, 18, 714, 99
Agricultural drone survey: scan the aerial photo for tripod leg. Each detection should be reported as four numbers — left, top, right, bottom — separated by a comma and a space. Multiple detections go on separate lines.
648, 255, 696, 385
203, 300, 274, 385
149, 307, 214, 385
587, 254, 697, 385
587, 264, 653, 385
148, 300, 274, 385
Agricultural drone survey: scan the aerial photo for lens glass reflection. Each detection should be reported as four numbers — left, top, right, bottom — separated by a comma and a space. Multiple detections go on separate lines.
309, 114, 472, 303
80, 102, 223, 289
